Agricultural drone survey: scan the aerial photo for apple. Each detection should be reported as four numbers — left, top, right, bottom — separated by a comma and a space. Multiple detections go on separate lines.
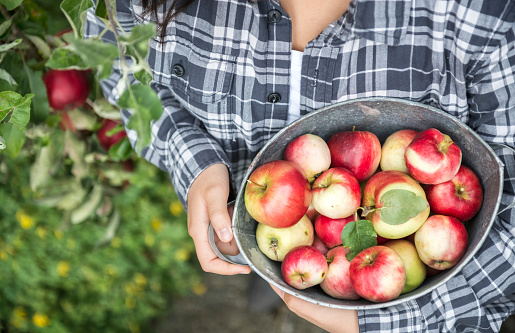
245, 160, 312, 228
362, 170, 430, 239
283, 134, 331, 183
43, 69, 90, 111
380, 129, 418, 173
311, 234, 330, 255
349, 245, 406, 302
327, 129, 381, 182
96, 119, 128, 151
256, 215, 314, 261
383, 239, 426, 294
405, 128, 462, 184
281, 245, 328, 290
320, 246, 361, 300
306, 203, 320, 223
311, 167, 361, 219
425, 165, 483, 221
314, 214, 355, 249
414, 215, 468, 270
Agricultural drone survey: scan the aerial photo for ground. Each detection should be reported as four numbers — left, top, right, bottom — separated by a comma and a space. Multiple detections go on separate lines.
152, 272, 325, 333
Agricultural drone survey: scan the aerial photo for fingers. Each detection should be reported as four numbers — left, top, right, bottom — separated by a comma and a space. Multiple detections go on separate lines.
187, 164, 251, 275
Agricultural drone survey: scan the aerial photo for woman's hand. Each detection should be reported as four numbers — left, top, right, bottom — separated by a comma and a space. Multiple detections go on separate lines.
270, 285, 360, 333
187, 163, 251, 275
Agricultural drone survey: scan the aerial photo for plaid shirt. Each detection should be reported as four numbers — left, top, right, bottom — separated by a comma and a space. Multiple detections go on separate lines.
84, 0, 515, 331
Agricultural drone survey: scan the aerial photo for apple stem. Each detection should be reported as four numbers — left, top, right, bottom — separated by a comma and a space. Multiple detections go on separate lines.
312, 183, 329, 189
300, 275, 306, 285
247, 179, 266, 189
352, 125, 356, 132
270, 239, 279, 261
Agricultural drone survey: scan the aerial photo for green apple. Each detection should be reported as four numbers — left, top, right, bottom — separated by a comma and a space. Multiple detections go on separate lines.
384, 239, 426, 294
256, 215, 314, 261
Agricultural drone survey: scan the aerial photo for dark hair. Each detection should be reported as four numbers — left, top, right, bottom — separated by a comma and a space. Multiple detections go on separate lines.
141, 0, 195, 41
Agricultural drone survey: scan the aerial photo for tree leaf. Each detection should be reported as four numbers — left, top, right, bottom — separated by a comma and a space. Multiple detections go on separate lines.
60, 0, 94, 38
95, 208, 120, 248
0, 39, 22, 53
23, 63, 49, 123
70, 184, 103, 224
118, 84, 163, 153
379, 189, 429, 225
341, 219, 377, 261
0, 68, 17, 87
0, 91, 33, 129
0, 123, 25, 157
0, 0, 23, 10
24, 34, 51, 58
108, 137, 133, 161
0, 18, 13, 36
46, 47, 89, 69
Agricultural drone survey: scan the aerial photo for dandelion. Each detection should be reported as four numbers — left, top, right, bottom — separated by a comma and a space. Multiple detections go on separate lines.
15, 211, 34, 229
36, 226, 47, 239
32, 313, 50, 328
174, 248, 191, 262
169, 200, 184, 216
144, 234, 155, 247
11, 307, 27, 328
57, 261, 70, 277
54, 229, 63, 239
151, 217, 162, 231
192, 282, 207, 296
134, 273, 147, 287
103, 264, 118, 278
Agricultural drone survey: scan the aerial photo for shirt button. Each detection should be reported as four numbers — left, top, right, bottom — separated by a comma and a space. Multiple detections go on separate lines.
268, 9, 282, 23
267, 93, 281, 103
173, 64, 185, 77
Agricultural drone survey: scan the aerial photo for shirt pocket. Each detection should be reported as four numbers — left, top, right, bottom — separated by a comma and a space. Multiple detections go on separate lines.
164, 39, 236, 105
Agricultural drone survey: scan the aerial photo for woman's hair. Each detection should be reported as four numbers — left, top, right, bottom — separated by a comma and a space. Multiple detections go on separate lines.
141, 0, 195, 41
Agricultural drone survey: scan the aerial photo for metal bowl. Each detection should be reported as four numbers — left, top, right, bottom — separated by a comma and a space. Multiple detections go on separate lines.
232, 97, 504, 309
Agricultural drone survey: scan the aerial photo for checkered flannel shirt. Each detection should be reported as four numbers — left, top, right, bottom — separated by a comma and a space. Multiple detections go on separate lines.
84, 0, 515, 331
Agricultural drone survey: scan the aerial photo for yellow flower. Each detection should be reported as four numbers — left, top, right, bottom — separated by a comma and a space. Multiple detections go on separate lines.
57, 261, 70, 277
36, 226, 47, 239
32, 313, 50, 328
192, 282, 207, 296
151, 218, 162, 231
174, 248, 191, 262
134, 273, 147, 287
111, 237, 121, 248
0, 251, 7, 261
103, 264, 118, 278
144, 234, 155, 247
11, 307, 27, 328
15, 211, 34, 229
169, 201, 184, 216
54, 229, 64, 239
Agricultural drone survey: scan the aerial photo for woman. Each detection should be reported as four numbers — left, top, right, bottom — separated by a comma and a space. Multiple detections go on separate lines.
84, 0, 515, 331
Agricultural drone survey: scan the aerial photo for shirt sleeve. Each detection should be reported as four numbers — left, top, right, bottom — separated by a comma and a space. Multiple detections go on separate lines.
83, 1, 231, 208
357, 16, 515, 333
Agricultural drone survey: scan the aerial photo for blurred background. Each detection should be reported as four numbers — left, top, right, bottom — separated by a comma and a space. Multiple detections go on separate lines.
0, 1, 513, 332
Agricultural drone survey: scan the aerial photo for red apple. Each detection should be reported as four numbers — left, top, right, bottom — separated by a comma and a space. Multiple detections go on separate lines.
362, 170, 430, 239
43, 69, 90, 111
311, 167, 361, 219
305, 203, 320, 223
327, 129, 381, 182
320, 246, 361, 300
380, 129, 418, 173
244, 160, 312, 228
404, 128, 462, 184
414, 215, 468, 270
281, 245, 328, 290
283, 134, 331, 183
314, 214, 355, 249
349, 245, 406, 302
311, 234, 330, 255
425, 165, 483, 221
96, 119, 128, 151
256, 215, 314, 261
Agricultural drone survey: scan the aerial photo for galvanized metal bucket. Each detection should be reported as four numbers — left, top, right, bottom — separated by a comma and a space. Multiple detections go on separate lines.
229, 97, 504, 309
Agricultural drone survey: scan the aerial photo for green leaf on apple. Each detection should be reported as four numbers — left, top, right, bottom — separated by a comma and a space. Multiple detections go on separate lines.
341, 219, 377, 261
379, 189, 428, 225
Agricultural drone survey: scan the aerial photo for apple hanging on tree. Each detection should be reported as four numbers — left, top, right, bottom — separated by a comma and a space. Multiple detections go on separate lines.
96, 119, 128, 151
43, 69, 90, 111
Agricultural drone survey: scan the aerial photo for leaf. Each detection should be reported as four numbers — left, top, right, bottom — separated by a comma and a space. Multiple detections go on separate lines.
108, 137, 133, 161
341, 219, 377, 261
30, 144, 55, 191
0, 91, 33, 129
0, 0, 23, 10
379, 189, 429, 225
65, 108, 97, 131
46, 48, 88, 69
0, 39, 22, 53
62, 36, 118, 79
95, 208, 120, 248
0, 122, 25, 157
24, 34, 51, 58
0, 18, 13, 36
0, 68, 17, 87
0, 136, 5, 150
90, 97, 121, 120
64, 130, 90, 180
23, 64, 49, 123
70, 184, 104, 224
60, 0, 94, 38
118, 84, 163, 153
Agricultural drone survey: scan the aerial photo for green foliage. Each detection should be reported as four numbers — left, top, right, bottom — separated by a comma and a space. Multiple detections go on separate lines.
378, 189, 428, 225
341, 219, 377, 261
